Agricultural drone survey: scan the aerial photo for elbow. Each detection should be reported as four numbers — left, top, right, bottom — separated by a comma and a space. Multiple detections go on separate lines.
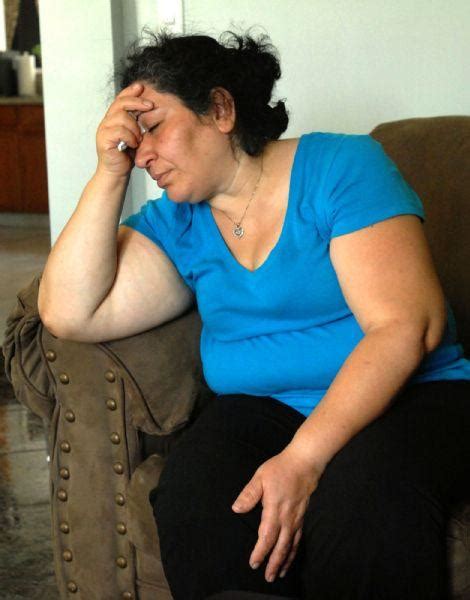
37, 282, 62, 336
38, 282, 89, 340
39, 307, 79, 341
39, 310, 67, 339
423, 304, 447, 354
366, 309, 446, 359
399, 309, 446, 357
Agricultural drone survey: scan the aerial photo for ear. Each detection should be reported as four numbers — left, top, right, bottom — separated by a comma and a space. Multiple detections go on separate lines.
209, 87, 236, 134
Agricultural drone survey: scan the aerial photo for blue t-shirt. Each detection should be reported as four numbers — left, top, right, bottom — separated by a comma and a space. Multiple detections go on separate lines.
122, 132, 470, 416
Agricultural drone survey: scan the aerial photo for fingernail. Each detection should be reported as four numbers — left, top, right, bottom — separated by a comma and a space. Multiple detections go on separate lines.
232, 504, 242, 512
266, 574, 275, 583
250, 562, 260, 569
279, 570, 287, 578
143, 100, 153, 106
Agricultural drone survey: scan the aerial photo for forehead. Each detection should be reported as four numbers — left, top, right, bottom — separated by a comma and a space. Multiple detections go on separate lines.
138, 83, 185, 107
135, 83, 185, 124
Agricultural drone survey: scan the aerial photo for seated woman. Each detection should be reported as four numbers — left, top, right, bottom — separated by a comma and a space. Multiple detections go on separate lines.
38, 28, 470, 600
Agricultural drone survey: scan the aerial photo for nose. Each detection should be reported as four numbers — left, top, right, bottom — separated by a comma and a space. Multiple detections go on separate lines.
134, 133, 157, 169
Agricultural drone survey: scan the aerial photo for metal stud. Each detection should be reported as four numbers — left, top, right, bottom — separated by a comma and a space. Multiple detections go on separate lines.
122, 592, 133, 599
110, 432, 120, 444
67, 581, 78, 593
106, 398, 117, 411
116, 522, 127, 535
57, 489, 68, 501
116, 556, 127, 569
59, 373, 70, 384
59, 522, 70, 534
60, 441, 71, 453
62, 549, 73, 562
113, 462, 124, 475
115, 493, 125, 506
45, 350, 57, 362
104, 370, 116, 382
59, 467, 70, 479
64, 410, 75, 422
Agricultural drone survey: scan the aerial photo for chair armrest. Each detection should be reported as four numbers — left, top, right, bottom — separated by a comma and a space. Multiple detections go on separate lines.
2, 273, 54, 421
4, 273, 214, 598
3, 273, 214, 436
100, 306, 214, 437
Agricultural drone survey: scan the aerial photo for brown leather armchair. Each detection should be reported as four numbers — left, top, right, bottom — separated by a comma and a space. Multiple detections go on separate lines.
3, 116, 470, 600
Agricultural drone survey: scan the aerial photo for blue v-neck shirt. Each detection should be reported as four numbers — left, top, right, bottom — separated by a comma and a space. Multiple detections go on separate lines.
122, 132, 470, 416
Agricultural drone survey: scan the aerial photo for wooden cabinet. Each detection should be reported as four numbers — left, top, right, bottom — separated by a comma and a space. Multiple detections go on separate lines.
0, 102, 49, 213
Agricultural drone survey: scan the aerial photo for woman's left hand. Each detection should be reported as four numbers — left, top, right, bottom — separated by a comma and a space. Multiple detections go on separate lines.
231, 445, 325, 583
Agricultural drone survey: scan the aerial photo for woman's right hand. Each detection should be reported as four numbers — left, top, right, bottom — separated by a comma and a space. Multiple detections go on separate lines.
96, 82, 154, 178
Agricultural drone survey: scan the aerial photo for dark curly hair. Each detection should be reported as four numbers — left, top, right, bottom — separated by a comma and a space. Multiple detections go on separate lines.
114, 27, 289, 157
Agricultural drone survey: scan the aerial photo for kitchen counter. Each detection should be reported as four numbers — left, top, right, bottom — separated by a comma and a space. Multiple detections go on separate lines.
0, 95, 43, 105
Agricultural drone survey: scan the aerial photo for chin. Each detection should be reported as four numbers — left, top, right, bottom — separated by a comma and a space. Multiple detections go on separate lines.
166, 186, 205, 204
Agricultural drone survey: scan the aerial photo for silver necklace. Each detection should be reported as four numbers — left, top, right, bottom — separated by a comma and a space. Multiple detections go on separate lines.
217, 157, 264, 239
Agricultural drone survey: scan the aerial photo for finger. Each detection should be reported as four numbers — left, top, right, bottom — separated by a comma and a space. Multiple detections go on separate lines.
233, 477, 263, 512
106, 97, 154, 120
116, 81, 145, 98
279, 527, 303, 579
104, 124, 141, 151
265, 527, 296, 582
106, 110, 145, 143
249, 508, 280, 568
122, 111, 146, 141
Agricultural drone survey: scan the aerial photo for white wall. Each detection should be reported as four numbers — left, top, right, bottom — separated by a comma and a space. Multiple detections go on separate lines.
184, 0, 470, 137
0, 0, 6, 50
39, 0, 177, 244
39, 0, 119, 244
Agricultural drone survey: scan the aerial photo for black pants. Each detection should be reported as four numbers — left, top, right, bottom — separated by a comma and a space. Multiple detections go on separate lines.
149, 380, 470, 600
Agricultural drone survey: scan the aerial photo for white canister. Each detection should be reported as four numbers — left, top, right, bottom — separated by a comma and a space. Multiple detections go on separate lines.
16, 52, 36, 96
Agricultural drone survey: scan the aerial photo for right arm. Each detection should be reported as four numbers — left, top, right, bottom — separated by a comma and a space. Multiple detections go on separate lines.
38, 83, 195, 342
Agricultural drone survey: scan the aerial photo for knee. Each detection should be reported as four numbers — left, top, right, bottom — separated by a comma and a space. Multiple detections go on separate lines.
300, 480, 448, 598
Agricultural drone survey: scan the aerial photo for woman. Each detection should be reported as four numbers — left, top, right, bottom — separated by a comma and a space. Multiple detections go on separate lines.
38, 29, 470, 599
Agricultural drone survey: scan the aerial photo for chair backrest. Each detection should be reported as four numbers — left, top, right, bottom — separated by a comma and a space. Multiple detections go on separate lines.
370, 116, 470, 356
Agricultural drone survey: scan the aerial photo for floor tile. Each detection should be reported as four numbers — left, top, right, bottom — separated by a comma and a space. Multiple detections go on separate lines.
0, 220, 58, 598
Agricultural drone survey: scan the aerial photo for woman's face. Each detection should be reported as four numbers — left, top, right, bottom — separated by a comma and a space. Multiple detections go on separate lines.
133, 82, 235, 203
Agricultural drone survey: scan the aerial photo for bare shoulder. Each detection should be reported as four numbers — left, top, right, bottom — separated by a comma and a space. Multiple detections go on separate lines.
263, 137, 301, 182
265, 137, 301, 161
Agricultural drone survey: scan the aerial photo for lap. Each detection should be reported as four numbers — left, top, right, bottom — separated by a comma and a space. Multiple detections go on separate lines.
159, 381, 470, 505
151, 381, 470, 599
153, 393, 306, 526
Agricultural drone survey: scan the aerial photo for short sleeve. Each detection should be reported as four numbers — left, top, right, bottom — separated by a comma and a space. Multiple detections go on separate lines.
317, 134, 425, 240
120, 192, 195, 292
121, 191, 174, 251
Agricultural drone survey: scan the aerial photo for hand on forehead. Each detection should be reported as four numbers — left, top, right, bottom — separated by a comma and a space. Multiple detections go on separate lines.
136, 106, 163, 127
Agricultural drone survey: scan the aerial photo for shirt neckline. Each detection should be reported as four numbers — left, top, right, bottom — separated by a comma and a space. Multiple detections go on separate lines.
202, 134, 305, 275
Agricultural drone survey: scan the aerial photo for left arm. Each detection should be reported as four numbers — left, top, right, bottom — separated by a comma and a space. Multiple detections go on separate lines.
232, 214, 447, 583
287, 214, 446, 471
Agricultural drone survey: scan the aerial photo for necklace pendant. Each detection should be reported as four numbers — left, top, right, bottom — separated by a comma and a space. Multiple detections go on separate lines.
233, 224, 244, 238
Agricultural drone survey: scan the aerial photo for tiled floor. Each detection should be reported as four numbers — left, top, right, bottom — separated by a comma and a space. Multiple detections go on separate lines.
0, 213, 60, 599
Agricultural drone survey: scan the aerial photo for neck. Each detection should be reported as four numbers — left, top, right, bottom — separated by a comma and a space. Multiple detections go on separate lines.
207, 150, 265, 219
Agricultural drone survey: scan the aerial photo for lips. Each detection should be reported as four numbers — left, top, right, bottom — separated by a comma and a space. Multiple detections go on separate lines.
154, 170, 171, 186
